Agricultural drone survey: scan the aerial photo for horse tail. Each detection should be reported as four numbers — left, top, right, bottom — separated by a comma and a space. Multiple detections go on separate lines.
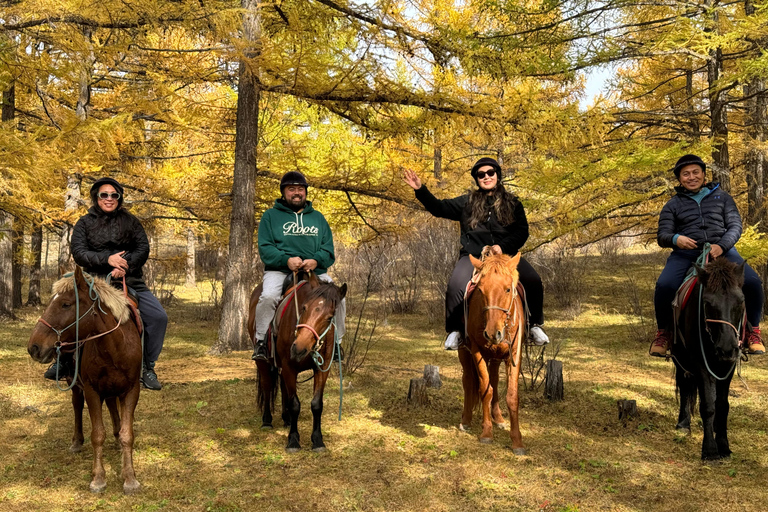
256, 365, 279, 413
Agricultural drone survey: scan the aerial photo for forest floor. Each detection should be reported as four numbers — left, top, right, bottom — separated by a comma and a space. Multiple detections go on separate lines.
1, 251, 768, 512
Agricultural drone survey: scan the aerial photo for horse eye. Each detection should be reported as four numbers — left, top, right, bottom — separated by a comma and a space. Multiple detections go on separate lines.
62, 302, 72, 308
506, 288, 511, 293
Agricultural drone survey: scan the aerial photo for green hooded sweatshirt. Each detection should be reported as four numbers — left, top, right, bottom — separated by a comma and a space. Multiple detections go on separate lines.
258, 199, 335, 274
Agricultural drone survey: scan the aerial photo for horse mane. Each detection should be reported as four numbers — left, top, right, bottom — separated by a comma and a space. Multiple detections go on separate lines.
52, 274, 131, 323
477, 254, 518, 279
702, 258, 742, 292
304, 283, 343, 309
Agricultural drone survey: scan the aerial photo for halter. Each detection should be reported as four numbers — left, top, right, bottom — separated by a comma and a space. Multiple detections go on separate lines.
482, 288, 518, 346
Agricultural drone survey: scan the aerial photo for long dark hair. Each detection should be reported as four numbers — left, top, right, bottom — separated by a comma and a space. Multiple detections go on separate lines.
466, 182, 517, 229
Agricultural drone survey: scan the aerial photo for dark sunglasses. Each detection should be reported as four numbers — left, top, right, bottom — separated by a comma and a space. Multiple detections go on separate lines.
98, 192, 121, 200
476, 170, 496, 179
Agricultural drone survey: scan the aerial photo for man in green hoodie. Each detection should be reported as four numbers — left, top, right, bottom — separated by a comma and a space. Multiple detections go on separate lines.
251, 171, 346, 361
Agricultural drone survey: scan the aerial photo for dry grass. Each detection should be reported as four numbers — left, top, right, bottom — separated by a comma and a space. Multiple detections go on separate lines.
2, 253, 768, 512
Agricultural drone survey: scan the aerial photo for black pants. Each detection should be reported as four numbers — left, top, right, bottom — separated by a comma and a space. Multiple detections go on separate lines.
445, 255, 544, 333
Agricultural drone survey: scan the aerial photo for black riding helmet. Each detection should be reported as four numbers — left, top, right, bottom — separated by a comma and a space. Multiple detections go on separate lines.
470, 157, 503, 185
280, 171, 309, 194
89, 177, 125, 209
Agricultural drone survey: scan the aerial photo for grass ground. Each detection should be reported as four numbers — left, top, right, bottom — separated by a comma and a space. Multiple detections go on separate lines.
1, 252, 767, 512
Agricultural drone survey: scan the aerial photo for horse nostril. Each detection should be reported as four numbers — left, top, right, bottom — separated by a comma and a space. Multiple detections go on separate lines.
495, 331, 503, 343
483, 330, 491, 341
28, 345, 39, 358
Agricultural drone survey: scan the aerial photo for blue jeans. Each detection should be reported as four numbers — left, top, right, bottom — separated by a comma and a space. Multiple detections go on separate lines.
654, 248, 764, 330
136, 290, 168, 363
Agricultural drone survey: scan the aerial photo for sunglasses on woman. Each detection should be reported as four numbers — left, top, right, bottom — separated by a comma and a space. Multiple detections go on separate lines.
98, 192, 121, 200
476, 170, 496, 179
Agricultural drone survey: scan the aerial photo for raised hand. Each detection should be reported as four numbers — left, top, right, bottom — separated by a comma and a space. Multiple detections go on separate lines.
403, 169, 422, 190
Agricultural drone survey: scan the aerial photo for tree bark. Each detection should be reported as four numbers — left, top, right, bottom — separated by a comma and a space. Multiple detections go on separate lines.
705, 2, 730, 191
186, 225, 196, 287
58, 173, 82, 276
0, 213, 12, 317
11, 220, 23, 308
28, 220, 43, 306
212, 0, 262, 353
433, 147, 442, 181
544, 360, 564, 401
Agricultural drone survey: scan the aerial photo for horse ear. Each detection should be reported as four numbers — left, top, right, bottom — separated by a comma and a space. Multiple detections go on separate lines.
339, 283, 347, 299
74, 266, 89, 295
510, 251, 521, 268
695, 265, 709, 286
469, 254, 483, 270
736, 262, 746, 287
308, 271, 320, 289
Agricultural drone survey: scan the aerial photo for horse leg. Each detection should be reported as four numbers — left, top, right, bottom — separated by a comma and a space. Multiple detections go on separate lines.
83, 388, 107, 493
106, 396, 121, 446
489, 359, 506, 428
698, 378, 719, 460
505, 357, 526, 455
310, 371, 330, 452
473, 350, 494, 443
674, 366, 693, 434
283, 370, 302, 452
458, 348, 475, 430
70, 387, 85, 453
280, 373, 290, 428
118, 384, 141, 494
714, 376, 733, 459
256, 361, 274, 429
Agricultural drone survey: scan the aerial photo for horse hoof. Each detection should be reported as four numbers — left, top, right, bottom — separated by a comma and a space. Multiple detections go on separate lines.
312, 446, 327, 453
69, 443, 83, 454
512, 447, 527, 456
675, 427, 691, 436
90, 481, 107, 493
261, 424, 273, 430
479, 437, 493, 444
285, 446, 301, 453
458, 424, 470, 432
123, 480, 141, 495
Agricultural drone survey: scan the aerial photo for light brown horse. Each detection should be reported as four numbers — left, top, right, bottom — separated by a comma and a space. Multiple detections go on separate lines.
27, 266, 143, 494
248, 272, 346, 452
458, 249, 527, 454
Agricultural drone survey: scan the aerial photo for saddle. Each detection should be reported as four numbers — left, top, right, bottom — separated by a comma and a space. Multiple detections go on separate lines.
671, 271, 698, 326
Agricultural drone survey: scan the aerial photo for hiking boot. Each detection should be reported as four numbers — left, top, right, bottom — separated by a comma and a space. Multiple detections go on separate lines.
141, 361, 162, 391
251, 339, 269, 362
444, 331, 462, 350
747, 327, 765, 355
43, 361, 70, 381
650, 329, 672, 357
529, 325, 550, 346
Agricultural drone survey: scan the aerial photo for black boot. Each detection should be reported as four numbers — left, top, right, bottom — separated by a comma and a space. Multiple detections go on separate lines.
44, 360, 71, 381
252, 339, 268, 362
141, 360, 162, 391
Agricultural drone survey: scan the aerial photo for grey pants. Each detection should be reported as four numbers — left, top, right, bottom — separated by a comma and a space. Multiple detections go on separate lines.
136, 290, 168, 364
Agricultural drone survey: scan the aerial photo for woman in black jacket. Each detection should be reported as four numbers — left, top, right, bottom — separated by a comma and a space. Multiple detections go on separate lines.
404, 157, 548, 349
45, 177, 167, 390
651, 154, 765, 356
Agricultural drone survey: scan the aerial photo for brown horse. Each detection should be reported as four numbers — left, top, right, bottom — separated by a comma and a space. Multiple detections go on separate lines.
248, 272, 346, 452
458, 249, 527, 454
27, 266, 143, 494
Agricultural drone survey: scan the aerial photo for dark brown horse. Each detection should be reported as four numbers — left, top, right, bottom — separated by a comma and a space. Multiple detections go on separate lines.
458, 249, 527, 454
27, 266, 143, 493
248, 272, 346, 452
673, 257, 745, 460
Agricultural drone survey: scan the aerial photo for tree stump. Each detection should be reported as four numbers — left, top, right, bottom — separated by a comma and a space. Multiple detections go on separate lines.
423, 365, 442, 389
617, 400, 638, 421
407, 378, 428, 406
544, 360, 564, 401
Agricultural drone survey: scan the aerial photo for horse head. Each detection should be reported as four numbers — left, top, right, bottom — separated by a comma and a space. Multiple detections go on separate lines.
694, 258, 746, 363
290, 279, 347, 363
469, 250, 521, 345
28, 266, 99, 364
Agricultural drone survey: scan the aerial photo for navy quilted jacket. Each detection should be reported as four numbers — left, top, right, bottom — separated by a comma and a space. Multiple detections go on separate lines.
657, 183, 742, 252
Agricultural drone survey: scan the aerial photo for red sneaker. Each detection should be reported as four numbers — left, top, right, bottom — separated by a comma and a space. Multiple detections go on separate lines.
650, 329, 672, 357
747, 327, 765, 355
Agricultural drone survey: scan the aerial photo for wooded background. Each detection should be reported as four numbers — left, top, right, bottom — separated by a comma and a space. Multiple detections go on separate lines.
3, 0, 768, 350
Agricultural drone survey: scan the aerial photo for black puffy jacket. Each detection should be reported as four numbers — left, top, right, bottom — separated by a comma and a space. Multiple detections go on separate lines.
70, 206, 151, 292
414, 185, 529, 258
657, 183, 742, 252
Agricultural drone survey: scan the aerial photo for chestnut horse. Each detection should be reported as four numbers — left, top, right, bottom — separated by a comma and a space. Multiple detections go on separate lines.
673, 257, 745, 460
27, 266, 142, 494
458, 249, 527, 454
248, 272, 346, 452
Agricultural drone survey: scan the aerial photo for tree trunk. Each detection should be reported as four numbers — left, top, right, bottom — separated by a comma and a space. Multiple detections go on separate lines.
685, 65, 701, 140
706, 4, 730, 191
407, 378, 428, 406
58, 173, 82, 276
28, 220, 43, 306
11, 219, 23, 308
433, 147, 442, 181
0, 213, 12, 317
212, 0, 262, 354
544, 360, 564, 401
186, 225, 196, 288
